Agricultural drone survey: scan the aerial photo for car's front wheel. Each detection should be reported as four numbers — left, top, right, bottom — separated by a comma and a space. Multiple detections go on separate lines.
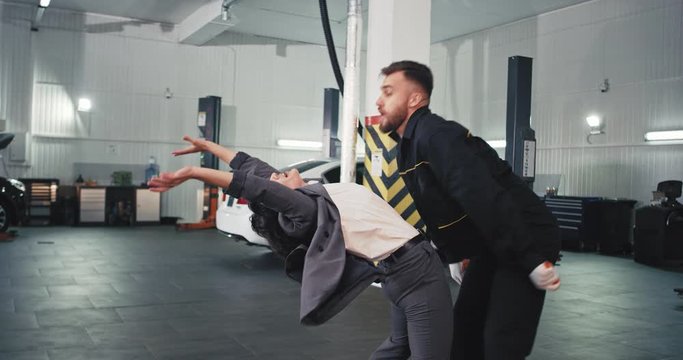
0, 200, 10, 233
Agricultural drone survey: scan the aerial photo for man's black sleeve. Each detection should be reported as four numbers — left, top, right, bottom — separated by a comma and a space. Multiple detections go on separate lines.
425, 127, 544, 271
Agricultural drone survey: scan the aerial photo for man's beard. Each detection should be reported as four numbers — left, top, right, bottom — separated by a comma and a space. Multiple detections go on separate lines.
379, 108, 407, 133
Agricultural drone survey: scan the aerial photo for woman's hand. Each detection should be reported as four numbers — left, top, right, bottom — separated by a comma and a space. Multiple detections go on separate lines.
171, 135, 236, 165
172, 135, 213, 156
148, 166, 195, 192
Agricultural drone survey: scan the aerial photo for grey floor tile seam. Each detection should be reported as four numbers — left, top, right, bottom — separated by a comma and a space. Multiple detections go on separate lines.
8, 275, 77, 287
0, 349, 50, 360
0, 327, 97, 353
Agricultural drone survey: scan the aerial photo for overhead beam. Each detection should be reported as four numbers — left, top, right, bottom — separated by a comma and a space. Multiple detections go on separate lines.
178, 1, 349, 47
178, 0, 229, 45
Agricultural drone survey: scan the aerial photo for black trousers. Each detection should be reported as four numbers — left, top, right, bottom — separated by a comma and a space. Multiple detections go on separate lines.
451, 254, 546, 360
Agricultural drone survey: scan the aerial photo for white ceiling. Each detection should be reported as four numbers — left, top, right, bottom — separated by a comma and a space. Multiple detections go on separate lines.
10, 0, 592, 44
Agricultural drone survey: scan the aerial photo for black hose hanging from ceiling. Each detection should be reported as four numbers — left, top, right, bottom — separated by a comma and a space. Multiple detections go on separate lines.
319, 0, 344, 96
319, 0, 364, 138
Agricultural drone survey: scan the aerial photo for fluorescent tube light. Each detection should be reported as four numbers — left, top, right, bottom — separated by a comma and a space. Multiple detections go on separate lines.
486, 140, 506, 149
644, 130, 683, 142
277, 139, 323, 149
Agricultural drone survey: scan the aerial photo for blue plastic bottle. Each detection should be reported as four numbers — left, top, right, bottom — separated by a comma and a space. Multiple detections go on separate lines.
144, 156, 159, 183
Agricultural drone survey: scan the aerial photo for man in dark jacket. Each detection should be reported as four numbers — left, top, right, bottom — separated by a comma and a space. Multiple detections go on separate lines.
375, 60, 561, 359
148, 136, 453, 359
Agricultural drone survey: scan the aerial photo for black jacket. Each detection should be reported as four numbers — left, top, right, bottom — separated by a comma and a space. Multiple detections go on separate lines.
395, 107, 560, 272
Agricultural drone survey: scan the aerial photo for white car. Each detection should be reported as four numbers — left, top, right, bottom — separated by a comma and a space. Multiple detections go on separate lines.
216, 159, 365, 246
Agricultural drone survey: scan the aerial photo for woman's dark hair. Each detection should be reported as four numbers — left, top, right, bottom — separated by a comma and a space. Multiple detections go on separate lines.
249, 201, 301, 258
380, 60, 433, 97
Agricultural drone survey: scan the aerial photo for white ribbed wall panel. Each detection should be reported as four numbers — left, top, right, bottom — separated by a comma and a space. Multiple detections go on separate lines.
0, 3, 32, 133
208, 32, 355, 167
432, 0, 683, 205
2, 5, 343, 220
29, 136, 201, 222
538, 145, 683, 202
0, 3, 33, 179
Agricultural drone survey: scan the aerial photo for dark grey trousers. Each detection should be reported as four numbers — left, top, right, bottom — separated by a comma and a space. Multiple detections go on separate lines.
371, 241, 453, 360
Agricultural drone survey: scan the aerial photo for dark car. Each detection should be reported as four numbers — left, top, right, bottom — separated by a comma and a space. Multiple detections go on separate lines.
0, 177, 25, 232
0, 134, 26, 232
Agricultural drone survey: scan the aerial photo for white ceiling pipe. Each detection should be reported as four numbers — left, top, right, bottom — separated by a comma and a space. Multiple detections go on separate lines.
339, 0, 362, 183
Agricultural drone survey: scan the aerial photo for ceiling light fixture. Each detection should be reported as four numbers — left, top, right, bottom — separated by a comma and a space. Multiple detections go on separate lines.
486, 140, 506, 149
644, 130, 683, 142
277, 139, 323, 150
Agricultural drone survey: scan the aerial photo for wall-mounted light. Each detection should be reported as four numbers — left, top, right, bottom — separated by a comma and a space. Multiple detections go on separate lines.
644, 130, 683, 142
585, 114, 604, 144
32, 0, 51, 31
486, 140, 506, 149
586, 115, 602, 130
277, 139, 322, 150
77, 98, 92, 112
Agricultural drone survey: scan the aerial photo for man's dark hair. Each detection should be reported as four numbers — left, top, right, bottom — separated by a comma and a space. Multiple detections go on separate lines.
381, 60, 433, 97
249, 201, 302, 258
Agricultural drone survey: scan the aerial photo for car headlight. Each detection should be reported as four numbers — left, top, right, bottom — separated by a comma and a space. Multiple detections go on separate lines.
9, 179, 25, 193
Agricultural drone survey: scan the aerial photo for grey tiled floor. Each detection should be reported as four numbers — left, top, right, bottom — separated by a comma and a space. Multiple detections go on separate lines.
0, 227, 681, 359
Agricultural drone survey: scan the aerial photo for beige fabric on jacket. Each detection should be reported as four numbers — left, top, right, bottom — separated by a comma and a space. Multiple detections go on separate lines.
323, 183, 419, 262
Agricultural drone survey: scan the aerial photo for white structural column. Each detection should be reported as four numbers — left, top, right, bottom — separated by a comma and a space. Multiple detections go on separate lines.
360, 0, 430, 227
364, 0, 431, 116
